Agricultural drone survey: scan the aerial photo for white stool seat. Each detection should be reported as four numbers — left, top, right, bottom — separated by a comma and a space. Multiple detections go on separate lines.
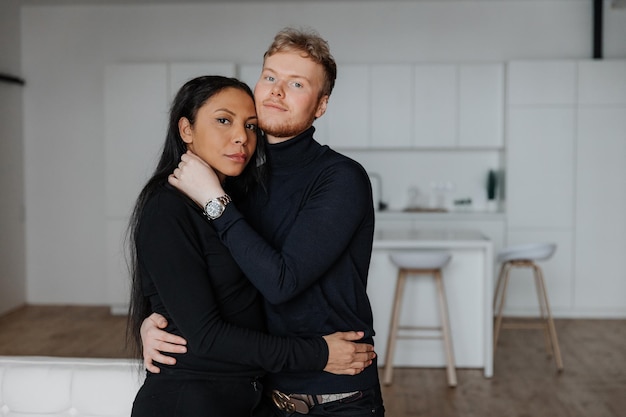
390, 251, 452, 270
497, 243, 556, 263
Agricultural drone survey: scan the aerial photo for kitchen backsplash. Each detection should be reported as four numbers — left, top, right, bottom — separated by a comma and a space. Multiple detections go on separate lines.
342, 149, 503, 212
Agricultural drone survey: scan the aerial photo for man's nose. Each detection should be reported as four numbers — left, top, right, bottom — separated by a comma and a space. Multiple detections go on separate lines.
271, 81, 284, 97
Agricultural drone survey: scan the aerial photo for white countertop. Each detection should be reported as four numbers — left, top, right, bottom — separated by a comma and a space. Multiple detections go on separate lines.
375, 209, 505, 221
373, 228, 490, 249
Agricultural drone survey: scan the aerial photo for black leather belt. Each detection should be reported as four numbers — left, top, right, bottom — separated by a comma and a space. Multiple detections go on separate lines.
271, 389, 360, 414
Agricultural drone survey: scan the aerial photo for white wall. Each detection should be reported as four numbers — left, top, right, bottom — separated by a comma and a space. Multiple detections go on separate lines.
0, 0, 26, 315
16, 1, 626, 305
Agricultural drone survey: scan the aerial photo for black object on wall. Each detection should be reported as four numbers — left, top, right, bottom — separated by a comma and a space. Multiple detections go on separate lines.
0, 73, 25, 86
593, 0, 603, 59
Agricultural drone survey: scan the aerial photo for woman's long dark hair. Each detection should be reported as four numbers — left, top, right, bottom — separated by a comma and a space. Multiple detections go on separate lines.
125, 75, 266, 359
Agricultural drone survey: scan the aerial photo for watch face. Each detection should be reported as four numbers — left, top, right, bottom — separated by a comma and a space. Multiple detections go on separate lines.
205, 200, 224, 219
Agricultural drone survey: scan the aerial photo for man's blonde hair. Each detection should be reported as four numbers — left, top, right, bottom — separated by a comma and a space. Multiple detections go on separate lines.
263, 27, 337, 98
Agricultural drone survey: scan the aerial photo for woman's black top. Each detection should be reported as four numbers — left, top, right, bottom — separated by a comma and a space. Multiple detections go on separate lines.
137, 183, 327, 377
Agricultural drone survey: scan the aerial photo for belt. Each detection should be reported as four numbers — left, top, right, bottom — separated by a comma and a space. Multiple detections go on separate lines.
271, 389, 360, 414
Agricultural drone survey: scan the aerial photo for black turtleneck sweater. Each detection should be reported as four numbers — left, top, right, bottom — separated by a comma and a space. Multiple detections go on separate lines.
213, 127, 379, 394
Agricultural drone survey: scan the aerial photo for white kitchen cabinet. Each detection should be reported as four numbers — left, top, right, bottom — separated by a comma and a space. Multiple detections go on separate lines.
237, 63, 262, 91
507, 61, 577, 106
370, 65, 413, 148
169, 62, 236, 99
505, 59, 626, 318
578, 60, 626, 105
413, 64, 457, 148
505, 61, 576, 317
575, 107, 626, 315
326, 65, 370, 148
506, 107, 575, 229
104, 64, 169, 219
458, 64, 504, 148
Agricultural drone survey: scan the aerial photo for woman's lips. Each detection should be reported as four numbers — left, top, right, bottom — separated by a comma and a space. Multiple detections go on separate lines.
227, 153, 248, 163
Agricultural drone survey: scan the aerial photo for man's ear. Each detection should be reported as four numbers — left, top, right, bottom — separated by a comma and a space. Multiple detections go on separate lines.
315, 95, 329, 119
178, 117, 193, 144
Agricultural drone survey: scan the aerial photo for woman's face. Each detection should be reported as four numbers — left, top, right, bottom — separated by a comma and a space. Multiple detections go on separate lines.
179, 87, 258, 181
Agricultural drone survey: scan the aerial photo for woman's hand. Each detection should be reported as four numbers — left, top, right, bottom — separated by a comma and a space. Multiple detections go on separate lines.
322, 331, 376, 375
140, 312, 188, 373
168, 151, 225, 207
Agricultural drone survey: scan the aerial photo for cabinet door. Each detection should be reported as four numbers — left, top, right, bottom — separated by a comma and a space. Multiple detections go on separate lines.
578, 60, 626, 105
575, 108, 626, 312
326, 65, 370, 148
104, 64, 168, 219
169, 62, 236, 99
507, 61, 577, 105
237, 63, 262, 92
370, 65, 412, 148
413, 64, 456, 148
506, 108, 575, 229
458, 64, 504, 148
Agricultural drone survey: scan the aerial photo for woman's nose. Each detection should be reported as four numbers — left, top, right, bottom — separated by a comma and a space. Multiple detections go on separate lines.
233, 128, 248, 145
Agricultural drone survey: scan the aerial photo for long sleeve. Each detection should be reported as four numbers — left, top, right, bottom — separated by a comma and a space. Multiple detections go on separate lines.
213, 160, 373, 305
137, 186, 328, 375
208, 130, 379, 394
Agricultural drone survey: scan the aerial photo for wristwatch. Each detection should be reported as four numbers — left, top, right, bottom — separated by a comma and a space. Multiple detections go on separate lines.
203, 194, 232, 220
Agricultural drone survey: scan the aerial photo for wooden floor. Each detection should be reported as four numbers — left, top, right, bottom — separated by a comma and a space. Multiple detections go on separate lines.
1, 305, 625, 417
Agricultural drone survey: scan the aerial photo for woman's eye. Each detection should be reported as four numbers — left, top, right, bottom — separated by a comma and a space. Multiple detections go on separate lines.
265, 76, 275, 82
246, 123, 258, 132
217, 118, 230, 125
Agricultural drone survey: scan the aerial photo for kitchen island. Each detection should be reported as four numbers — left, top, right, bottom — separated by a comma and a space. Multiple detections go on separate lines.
368, 228, 494, 377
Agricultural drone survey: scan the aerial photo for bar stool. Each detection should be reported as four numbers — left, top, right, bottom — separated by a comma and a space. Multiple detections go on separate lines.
493, 243, 563, 371
383, 251, 457, 387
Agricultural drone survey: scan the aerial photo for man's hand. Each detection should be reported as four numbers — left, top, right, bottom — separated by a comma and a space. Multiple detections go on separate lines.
322, 331, 376, 375
168, 151, 224, 207
140, 312, 188, 373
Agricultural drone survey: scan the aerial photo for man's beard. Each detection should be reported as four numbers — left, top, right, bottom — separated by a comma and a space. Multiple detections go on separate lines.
259, 113, 317, 139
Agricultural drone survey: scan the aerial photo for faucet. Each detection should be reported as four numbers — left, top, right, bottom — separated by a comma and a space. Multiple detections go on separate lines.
368, 172, 388, 211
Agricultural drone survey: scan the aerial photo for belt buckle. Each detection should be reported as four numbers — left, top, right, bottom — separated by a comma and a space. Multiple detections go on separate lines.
271, 390, 310, 414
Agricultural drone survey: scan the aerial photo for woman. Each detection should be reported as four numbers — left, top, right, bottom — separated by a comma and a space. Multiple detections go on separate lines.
127, 76, 372, 417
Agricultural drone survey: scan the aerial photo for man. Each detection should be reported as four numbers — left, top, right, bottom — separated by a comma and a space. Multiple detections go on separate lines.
143, 27, 385, 416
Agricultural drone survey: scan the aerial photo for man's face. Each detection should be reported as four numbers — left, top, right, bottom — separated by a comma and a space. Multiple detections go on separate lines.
254, 51, 329, 143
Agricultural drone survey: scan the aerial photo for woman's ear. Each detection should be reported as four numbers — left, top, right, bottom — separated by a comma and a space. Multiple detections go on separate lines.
178, 117, 193, 144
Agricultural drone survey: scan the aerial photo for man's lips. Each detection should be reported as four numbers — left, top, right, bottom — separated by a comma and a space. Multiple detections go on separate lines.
262, 101, 287, 111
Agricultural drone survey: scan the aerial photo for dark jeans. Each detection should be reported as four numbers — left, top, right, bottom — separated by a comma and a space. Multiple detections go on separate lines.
132, 372, 264, 417
255, 384, 385, 417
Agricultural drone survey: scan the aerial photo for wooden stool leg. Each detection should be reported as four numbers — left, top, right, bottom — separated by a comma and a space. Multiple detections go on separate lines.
383, 270, 408, 385
435, 270, 457, 387
533, 264, 564, 371
493, 262, 508, 311
493, 262, 512, 353
532, 264, 553, 357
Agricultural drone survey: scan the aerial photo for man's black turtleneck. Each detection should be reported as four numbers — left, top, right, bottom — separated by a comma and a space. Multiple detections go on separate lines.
213, 126, 378, 394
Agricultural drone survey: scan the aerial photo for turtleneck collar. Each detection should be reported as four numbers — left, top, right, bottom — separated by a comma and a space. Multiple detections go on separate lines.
265, 126, 324, 172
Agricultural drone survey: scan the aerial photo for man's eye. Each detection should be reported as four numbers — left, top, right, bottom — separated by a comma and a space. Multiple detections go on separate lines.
292, 82, 303, 88
265, 76, 275, 82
